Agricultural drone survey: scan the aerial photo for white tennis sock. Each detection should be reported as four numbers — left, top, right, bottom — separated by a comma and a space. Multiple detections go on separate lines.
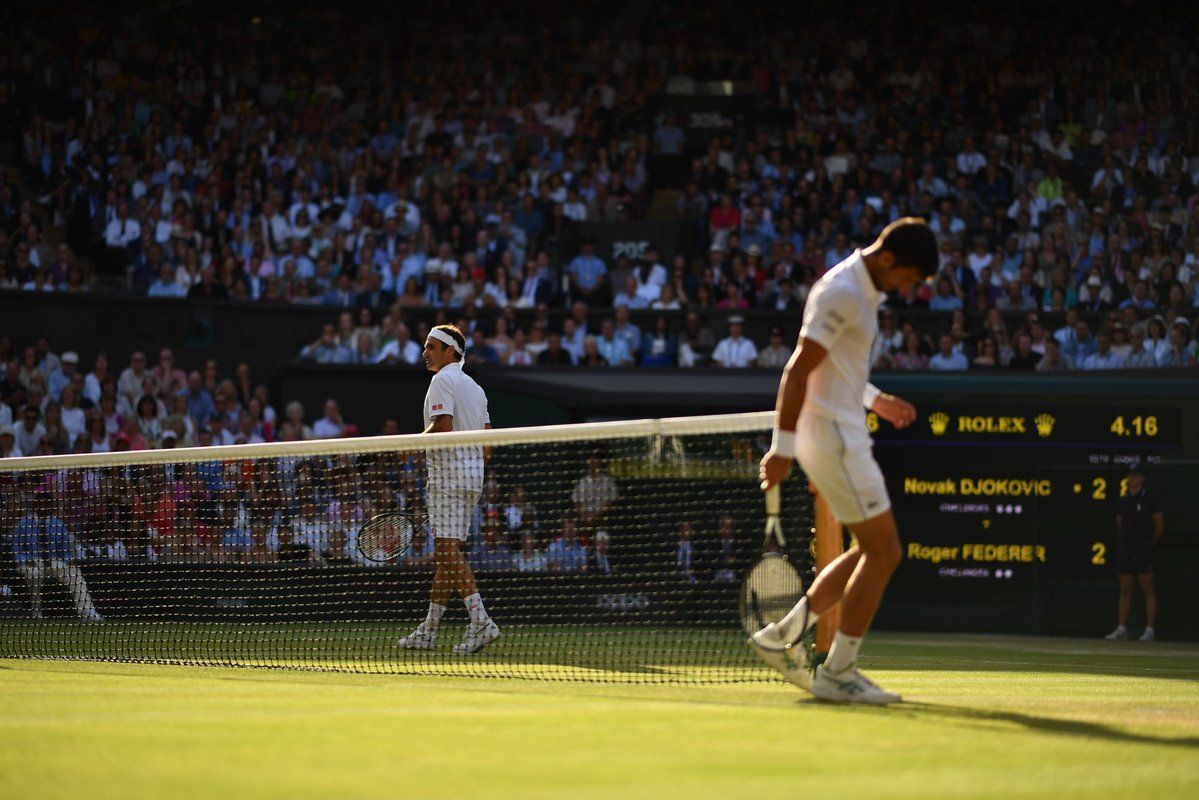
777, 596, 818, 644
825, 631, 863, 673
422, 602, 447, 631
464, 593, 489, 625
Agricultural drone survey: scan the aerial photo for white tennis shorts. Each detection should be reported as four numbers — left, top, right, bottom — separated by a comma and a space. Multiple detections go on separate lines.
427, 488, 480, 542
796, 412, 891, 525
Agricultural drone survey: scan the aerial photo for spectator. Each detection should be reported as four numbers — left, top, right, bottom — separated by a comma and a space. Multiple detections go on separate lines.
756, 326, 792, 370
313, 399, 346, 439
13, 488, 103, 620
1009, 333, 1044, 370
590, 529, 611, 575
653, 112, 686, 155
1125, 327, 1158, 368
0, 424, 22, 457
117, 351, 150, 410
596, 319, 633, 366
1157, 321, 1197, 368
472, 517, 513, 572
46, 350, 80, 402
466, 328, 501, 365
376, 323, 422, 365
152, 349, 187, 400
567, 239, 608, 303
512, 531, 548, 572
352, 332, 379, 365
538, 333, 576, 366
675, 520, 697, 583
1081, 333, 1127, 371
678, 312, 716, 367
59, 385, 87, 443
1062, 320, 1099, 364
504, 485, 539, 548
711, 316, 758, 368
578, 335, 609, 367
713, 516, 740, 581
183, 372, 215, 423
83, 352, 110, 406
547, 519, 588, 574
572, 453, 619, 542
134, 395, 164, 447
929, 334, 970, 371
641, 316, 679, 367
301, 324, 354, 364
1035, 340, 1074, 374
929, 275, 964, 311
611, 306, 642, 359
15, 404, 46, 456
892, 331, 930, 371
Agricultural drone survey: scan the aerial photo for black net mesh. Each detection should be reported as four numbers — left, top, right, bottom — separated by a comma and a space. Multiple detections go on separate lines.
0, 415, 813, 682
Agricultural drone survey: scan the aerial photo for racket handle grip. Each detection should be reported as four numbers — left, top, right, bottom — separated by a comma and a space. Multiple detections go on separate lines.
765, 484, 780, 516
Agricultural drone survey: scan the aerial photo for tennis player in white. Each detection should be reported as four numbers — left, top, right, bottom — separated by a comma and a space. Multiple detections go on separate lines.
750, 218, 938, 704
399, 324, 501, 654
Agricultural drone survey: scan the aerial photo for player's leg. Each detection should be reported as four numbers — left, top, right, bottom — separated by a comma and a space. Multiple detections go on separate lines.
833, 511, 902, 638
809, 509, 903, 704
772, 546, 862, 644
1106, 573, 1134, 639
1137, 572, 1156, 641
17, 561, 44, 619
768, 417, 882, 651
49, 558, 102, 621
449, 491, 500, 654
399, 489, 456, 649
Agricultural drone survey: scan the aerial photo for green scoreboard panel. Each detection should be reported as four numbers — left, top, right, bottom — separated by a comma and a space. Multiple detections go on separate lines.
864, 403, 1187, 633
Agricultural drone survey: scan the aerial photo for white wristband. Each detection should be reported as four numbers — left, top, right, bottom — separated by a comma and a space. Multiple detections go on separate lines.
771, 429, 797, 459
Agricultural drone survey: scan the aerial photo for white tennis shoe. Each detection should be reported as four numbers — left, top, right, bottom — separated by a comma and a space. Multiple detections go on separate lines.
453, 619, 501, 654
398, 627, 437, 650
748, 623, 813, 691
811, 665, 901, 705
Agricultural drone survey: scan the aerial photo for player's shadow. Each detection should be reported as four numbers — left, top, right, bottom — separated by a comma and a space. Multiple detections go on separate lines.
834, 699, 1199, 748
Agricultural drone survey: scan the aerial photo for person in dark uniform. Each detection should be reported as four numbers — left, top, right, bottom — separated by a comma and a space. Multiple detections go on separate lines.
1105, 465, 1164, 642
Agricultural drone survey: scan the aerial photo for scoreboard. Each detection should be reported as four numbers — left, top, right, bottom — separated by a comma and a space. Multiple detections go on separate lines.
863, 400, 1193, 634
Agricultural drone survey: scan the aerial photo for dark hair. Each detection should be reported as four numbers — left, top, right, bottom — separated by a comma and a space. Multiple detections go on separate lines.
880, 217, 939, 278
432, 323, 467, 360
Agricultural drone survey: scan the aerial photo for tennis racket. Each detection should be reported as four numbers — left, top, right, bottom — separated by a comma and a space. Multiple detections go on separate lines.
357, 511, 423, 563
738, 485, 805, 637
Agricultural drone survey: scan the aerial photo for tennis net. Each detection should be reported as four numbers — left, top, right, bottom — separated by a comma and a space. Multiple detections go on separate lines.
0, 412, 814, 682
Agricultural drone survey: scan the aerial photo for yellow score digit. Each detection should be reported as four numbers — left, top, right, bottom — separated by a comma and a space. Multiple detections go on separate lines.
1110, 415, 1159, 437
1091, 542, 1106, 565
1092, 477, 1106, 500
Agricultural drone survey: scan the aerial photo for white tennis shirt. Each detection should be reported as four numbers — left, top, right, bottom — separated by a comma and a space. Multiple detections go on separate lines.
424, 360, 490, 492
798, 250, 885, 427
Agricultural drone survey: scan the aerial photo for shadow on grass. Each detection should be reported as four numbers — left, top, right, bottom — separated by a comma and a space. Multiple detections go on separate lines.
806, 699, 1199, 748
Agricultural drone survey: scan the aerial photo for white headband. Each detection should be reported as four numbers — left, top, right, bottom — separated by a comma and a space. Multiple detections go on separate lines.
428, 328, 464, 355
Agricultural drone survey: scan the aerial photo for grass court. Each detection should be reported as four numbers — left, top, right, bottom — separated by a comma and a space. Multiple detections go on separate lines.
2, 631, 1197, 799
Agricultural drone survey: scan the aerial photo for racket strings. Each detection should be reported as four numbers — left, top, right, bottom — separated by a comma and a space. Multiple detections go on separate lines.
359, 515, 414, 560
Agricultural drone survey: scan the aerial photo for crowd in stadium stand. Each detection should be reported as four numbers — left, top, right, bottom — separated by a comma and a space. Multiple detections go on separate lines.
1, 2, 1197, 372
0, 333, 647, 573
0, 333, 366, 457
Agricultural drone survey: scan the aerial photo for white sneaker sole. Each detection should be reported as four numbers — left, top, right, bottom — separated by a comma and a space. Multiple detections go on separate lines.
453, 626, 501, 655
398, 634, 436, 650
748, 631, 812, 691
811, 671, 901, 705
